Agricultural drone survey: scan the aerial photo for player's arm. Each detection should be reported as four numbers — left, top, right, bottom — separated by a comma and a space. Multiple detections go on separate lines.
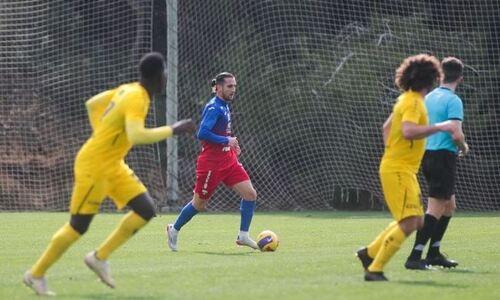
126, 118, 195, 145
447, 97, 469, 156
126, 119, 173, 145
400, 99, 454, 140
85, 89, 116, 131
382, 113, 393, 146
401, 122, 444, 140
402, 120, 458, 140
197, 107, 230, 144
449, 120, 469, 156
125, 93, 195, 145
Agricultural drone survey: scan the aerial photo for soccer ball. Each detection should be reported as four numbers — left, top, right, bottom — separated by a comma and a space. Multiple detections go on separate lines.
257, 230, 279, 251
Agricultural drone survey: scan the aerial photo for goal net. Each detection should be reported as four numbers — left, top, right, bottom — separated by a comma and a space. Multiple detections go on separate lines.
0, 0, 165, 210
1, 0, 499, 212
170, 0, 500, 211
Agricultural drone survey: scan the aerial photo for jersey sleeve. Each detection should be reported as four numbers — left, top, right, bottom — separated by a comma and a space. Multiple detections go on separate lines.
447, 96, 464, 121
197, 105, 229, 144
400, 96, 421, 124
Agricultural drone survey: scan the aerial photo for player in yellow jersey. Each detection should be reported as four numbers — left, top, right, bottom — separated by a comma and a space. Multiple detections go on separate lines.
23, 52, 195, 296
355, 54, 456, 281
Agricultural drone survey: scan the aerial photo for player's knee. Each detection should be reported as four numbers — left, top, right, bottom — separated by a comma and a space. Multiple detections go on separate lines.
450, 202, 456, 213
192, 196, 207, 211
399, 216, 420, 235
427, 198, 444, 218
445, 199, 456, 215
408, 216, 423, 232
136, 204, 156, 221
128, 193, 156, 221
416, 216, 424, 230
70, 214, 94, 235
243, 188, 257, 201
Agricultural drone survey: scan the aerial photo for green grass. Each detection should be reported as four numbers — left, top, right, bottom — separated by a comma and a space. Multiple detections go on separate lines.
1, 212, 499, 299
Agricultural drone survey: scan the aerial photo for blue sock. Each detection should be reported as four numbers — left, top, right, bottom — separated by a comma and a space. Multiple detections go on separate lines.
240, 199, 256, 231
173, 202, 199, 231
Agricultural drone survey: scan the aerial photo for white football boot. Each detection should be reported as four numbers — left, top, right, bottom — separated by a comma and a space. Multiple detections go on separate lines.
84, 251, 115, 288
166, 224, 178, 252
236, 232, 259, 250
23, 271, 56, 296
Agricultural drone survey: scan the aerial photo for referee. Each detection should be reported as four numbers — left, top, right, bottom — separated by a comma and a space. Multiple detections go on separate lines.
405, 57, 469, 270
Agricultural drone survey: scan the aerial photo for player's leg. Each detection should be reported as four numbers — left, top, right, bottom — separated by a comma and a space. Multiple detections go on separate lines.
405, 197, 443, 269
366, 216, 421, 281
425, 151, 458, 267
356, 221, 398, 270
86, 193, 154, 288
364, 172, 424, 281
95, 193, 155, 260
85, 166, 152, 288
24, 172, 104, 295
405, 150, 443, 269
225, 163, 258, 249
426, 195, 458, 267
24, 216, 92, 296
166, 193, 204, 251
232, 180, 258, 249
28, 215, 94, 276
173, 194, 203, 232
167, 168, 221, 251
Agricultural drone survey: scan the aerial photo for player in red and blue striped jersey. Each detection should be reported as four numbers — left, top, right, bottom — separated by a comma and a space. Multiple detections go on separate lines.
166, 72, 259, 251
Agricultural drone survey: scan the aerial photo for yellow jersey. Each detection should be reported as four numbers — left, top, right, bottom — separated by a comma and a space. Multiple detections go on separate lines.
380, 90, 428, 174
76, 82, 150, 174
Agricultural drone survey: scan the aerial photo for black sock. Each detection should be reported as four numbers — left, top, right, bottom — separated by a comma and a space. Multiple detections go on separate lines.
408, 214, 438, 260
427, 215, 452, 258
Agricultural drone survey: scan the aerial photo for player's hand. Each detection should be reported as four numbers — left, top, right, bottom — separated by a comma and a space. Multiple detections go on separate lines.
172, 119, 196, 135
227, 136, 238, 148
458, 142, 469, 158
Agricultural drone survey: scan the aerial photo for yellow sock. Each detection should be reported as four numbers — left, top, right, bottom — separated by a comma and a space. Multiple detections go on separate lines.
96, 212, 148, 260
31, 223, 80, 277
368, 224, 406, 272
367, 221, 398, 258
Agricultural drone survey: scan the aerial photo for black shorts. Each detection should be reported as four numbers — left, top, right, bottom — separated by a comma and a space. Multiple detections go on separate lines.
422, 150, 457, 200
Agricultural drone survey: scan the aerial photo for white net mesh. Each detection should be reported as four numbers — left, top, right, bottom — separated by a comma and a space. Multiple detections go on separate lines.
0, 0, 164, 210
1, 1, 499, 212
166, 0, 500, 211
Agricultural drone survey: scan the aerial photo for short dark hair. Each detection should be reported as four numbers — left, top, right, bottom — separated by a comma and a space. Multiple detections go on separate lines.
139, 52, 165, 80
211, 72, 235, 87
442, 57, 464, 83
395, 54, 442, 92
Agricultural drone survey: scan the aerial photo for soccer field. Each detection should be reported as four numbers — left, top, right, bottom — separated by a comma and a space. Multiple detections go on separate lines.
1, 212, 499, 299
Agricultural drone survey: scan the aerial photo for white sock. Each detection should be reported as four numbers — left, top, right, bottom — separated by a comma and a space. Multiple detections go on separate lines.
239, 231, 249, 239
414, 244, 425, 251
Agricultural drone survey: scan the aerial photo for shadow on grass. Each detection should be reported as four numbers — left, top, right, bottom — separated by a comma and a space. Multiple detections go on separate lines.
395, 280, 468, 289
78, 293, 164, 299
263, 211, 392, 220
156, 211, 500, 220
261, 211, 500, 220
440, 268, 495, 275
191, 250, 256, 256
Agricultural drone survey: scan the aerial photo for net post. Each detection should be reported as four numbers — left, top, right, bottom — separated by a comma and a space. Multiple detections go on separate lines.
165, 0, 179, 208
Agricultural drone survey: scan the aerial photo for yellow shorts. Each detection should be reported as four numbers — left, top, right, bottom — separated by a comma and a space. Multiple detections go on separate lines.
69, 162, 147, 214
379, 171, 423, 221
